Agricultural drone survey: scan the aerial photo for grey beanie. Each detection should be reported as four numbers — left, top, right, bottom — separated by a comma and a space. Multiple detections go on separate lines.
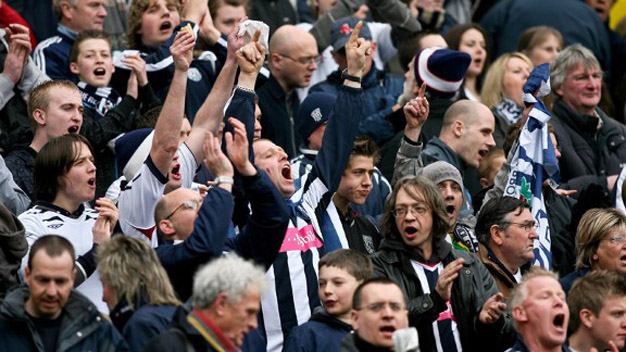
421, 161, 464, 192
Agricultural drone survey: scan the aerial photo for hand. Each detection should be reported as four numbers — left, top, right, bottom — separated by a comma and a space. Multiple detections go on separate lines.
3, 24, 31, 84
478, 292, 507, 324
226, 16, 248, 62
170, 31, 195, 72
554, 189, 577, 197
203, 130, 234, 178
198, 9, 221, 46
126, 71, 138, 99
225, 117, 256, 176
404, 82, 429, 129
345, 21, 372, 77
120, 54, 148, 87
181, 0, 207, 24
435, 258, 464, 301
93, 198, 119, 244
353, 5, 369, 19
590, 340, 618, 352
236, 30, 265, 75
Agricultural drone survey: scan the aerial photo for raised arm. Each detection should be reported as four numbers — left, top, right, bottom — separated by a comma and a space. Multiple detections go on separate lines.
149, 31, 194, 175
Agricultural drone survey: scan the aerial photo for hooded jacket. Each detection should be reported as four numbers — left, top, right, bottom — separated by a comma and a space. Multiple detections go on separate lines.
0, 203, 26, 301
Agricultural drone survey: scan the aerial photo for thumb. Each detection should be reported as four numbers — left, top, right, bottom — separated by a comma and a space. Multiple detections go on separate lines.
252, 29, 261, 43
493, 292, 504, 302
224, 131, 234, 149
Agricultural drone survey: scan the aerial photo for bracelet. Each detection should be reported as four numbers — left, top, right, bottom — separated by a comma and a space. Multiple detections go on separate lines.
236, 85, 255, 94
213, 176, 234, 186
341, 69, 362, 84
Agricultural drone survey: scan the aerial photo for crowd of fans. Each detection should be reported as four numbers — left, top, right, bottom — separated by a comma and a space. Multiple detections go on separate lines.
1, 0, 626, 351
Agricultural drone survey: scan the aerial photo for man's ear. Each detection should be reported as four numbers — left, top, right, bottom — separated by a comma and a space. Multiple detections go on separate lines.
452, 120, 464, 138
490, 224, 504, 246
61, 1, 75, 21
214, 292, 229, 317
158, 219, 175, 239
370, 42, 378, 55
270, 52, 283, 69
351, 309, 360, 330
579, 308, 595, 329
512, 305, 527, 323
32, 109, 46, 127
479, 177, 489, 189
70, 62, 80, 76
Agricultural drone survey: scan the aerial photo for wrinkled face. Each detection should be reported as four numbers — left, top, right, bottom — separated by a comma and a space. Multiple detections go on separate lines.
394, 187, 434, 253
319, 265, 361, 320
25, 250, 75, 319
70, 38, 114, 88
163, 188, 202, 239
502, 57, 532, 106
352, 283, 409, 349
588, 295, 626, 349
254, 104, 262, 140
459, 28, 487, 78
253, 140, 294, 198
528, 35, 561, 66
515, 276, 569, 349
64, 0, 107, 31
57, 142, 97, 204
337, 156, 375, 206
221, 284, 261, 347
498, 208, 537, 270
139, 0, 181, 48
214, 4, 246, 35
437, 180, 462, 226
556, 63, 602, 116
456, 110, 496, 169
39, 86, 84, 140
592, 226, 626, 275
275, 34, 319, 89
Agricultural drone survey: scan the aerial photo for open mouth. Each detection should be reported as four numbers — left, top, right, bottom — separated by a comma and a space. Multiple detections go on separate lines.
553, 314, 565, 329
281, 164, 292, 180
405, 226, 417, 235
160, 21, 172, 31
87, 178, 96, 187
93, 68, 106, 77
68, 126, 79, 134
478, 149, 488, 158
379, 325, 396, 336
171, 164, 180, 176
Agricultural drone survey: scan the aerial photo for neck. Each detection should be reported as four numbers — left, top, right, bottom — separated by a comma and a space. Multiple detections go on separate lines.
60, 20, 78, 33
338, 311, 352, 325
520, 329, 562, 352
416, 241, 433, 261
568, 331, 594, 352
332, 194, 350, 216
464, 76, 478, 97
564, 98, 596, 117
52, 194, 81, 214
491, 247, 520, 275
438, 133, 458, 155
271, 70, 294, 95
29, 134, 48, 153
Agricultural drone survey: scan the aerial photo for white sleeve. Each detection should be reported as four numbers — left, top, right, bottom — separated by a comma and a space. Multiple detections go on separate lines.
179, 143, 199, 189
17, 210, 47, 278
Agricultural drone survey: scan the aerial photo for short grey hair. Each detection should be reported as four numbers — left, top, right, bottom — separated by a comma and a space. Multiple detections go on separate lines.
550, 44, 601, 95
192, 254, 266, 309
53, 0, 78, 21
509, 267, 560, 329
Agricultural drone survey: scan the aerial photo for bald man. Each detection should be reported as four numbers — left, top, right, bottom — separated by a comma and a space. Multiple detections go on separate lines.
257, 25, 319, 158
394, 99, 496, 210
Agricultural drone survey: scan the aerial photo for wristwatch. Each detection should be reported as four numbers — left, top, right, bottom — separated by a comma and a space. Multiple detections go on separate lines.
213, 176, 234, 186
341, 69, 362, 84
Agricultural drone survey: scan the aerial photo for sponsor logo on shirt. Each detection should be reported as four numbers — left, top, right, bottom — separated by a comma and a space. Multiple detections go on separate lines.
279, 225, 323, 252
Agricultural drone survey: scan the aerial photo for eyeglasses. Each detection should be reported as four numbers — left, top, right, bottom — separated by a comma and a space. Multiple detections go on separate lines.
606, 235, 626, 245
277, 53, 320, 66
392, 204, 430, 218
165, 199, 200, 220
355, 301, 406, 313
502, 221, 539, 232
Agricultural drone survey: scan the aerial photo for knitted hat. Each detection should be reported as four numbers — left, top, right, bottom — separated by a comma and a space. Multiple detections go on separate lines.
330, 17, 372, 51
298, 92, 336, 143
115, 128, 154, 181
414, 47, 471, 99
421, 161, 464, 192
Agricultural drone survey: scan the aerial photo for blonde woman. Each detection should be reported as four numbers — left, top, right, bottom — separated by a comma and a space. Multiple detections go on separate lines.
480, 52, 533, 147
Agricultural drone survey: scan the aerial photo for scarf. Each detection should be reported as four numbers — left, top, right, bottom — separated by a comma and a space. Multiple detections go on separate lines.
77, 81, 122, 119
493, 98, 524, 125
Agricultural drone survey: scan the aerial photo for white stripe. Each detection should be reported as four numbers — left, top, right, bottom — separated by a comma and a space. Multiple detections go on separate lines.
261, 264, 283, 352
260, 66, 270, 78
33, 36, 62, 72
326, 201, 350, 249
413, 264, 445, 352
217, 36, 228, 48
417, 48, 463, 93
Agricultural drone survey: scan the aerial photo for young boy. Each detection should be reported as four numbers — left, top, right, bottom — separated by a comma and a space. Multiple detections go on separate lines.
283, 249, 373, 351
68, 29, 161, 197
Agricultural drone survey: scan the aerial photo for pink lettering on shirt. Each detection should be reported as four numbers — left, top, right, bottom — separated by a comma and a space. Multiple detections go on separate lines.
279, 225, 323, 252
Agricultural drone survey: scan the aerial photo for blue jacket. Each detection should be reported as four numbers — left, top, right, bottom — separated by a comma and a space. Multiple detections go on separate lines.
309, 66, 403, 144
32, 24, 76, 81
559, 268, 590, 295
0, 285, 128, 352
120, 303, 178, 352
481, 0, 611, 70
284, 308, 352, 352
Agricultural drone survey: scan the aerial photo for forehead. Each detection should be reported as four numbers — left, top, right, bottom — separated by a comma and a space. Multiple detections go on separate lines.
77, 0, 105, 7
566, 62, 600, 78
48, 87, 82, 106
395, 185, 426, 204
167, 188, 200, 205
287, 33, 318, 56
73, 141, 92, 156
508, 207, 532, 221
78, 38, 111, 53
347, 155, 375, 170
253, 139, 276, 155
469, 108, 495, 129
461, 28, 484, 42
216, 4, 246, 17
361, 283, 404, 303
438, 179, 460, 189
506, 57, 530, 70
320, 265, 354, 279
526, 276, 562, 297
420, 34, 448, 49
30, 250, 74, 273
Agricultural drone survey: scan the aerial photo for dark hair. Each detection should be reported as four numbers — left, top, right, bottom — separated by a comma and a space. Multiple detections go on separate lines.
209, 0, 250, 21
34, 134, 94, 202
445, 23, 489, 91
475, 197, 529, 245
397, 29, 444, 71
567, 270, 626, 334
28, 235, 76, 270
69, 30, 111, 63
349, 136, 380, 165
503, 121, 556, 156
380, 176, 450, 243
517, 26, 563, 57
352, 277, 407, 309
319, 249, 373, 282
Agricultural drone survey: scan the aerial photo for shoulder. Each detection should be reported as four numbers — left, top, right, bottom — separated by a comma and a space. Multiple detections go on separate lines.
33, 36, 63, 53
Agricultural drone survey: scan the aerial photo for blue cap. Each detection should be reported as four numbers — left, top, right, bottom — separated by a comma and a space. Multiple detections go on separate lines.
298, 92, 336, 142
330, 17, 372, 52
414, 47, 471, 99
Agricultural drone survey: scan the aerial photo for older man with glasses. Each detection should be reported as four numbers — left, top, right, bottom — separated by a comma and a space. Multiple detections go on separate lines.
474, 196, 538, 299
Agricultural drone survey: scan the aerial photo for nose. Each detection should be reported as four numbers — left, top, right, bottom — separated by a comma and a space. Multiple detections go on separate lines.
363, 174, 373, 187
45, 282, 58, 296
554, 146, 561, 159
248, 316, 258, 330
487, 134, 496, 147
98, 4, 107, 17
529, 228, 538, 240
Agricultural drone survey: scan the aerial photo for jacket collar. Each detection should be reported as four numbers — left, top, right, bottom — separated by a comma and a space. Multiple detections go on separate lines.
57, 24, 77, 41
424, 137, 467, 174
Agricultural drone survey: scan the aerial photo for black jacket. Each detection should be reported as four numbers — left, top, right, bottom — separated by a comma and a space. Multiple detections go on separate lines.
370, 241, 516, 352
0, 203, 26, 301
551, 98, 626, 194
4, 144, 36, 201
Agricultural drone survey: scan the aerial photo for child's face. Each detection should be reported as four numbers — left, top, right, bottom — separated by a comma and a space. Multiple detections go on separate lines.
318, 265, 361, 319
70, 38, 114, 87
139, 0, 181, 48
